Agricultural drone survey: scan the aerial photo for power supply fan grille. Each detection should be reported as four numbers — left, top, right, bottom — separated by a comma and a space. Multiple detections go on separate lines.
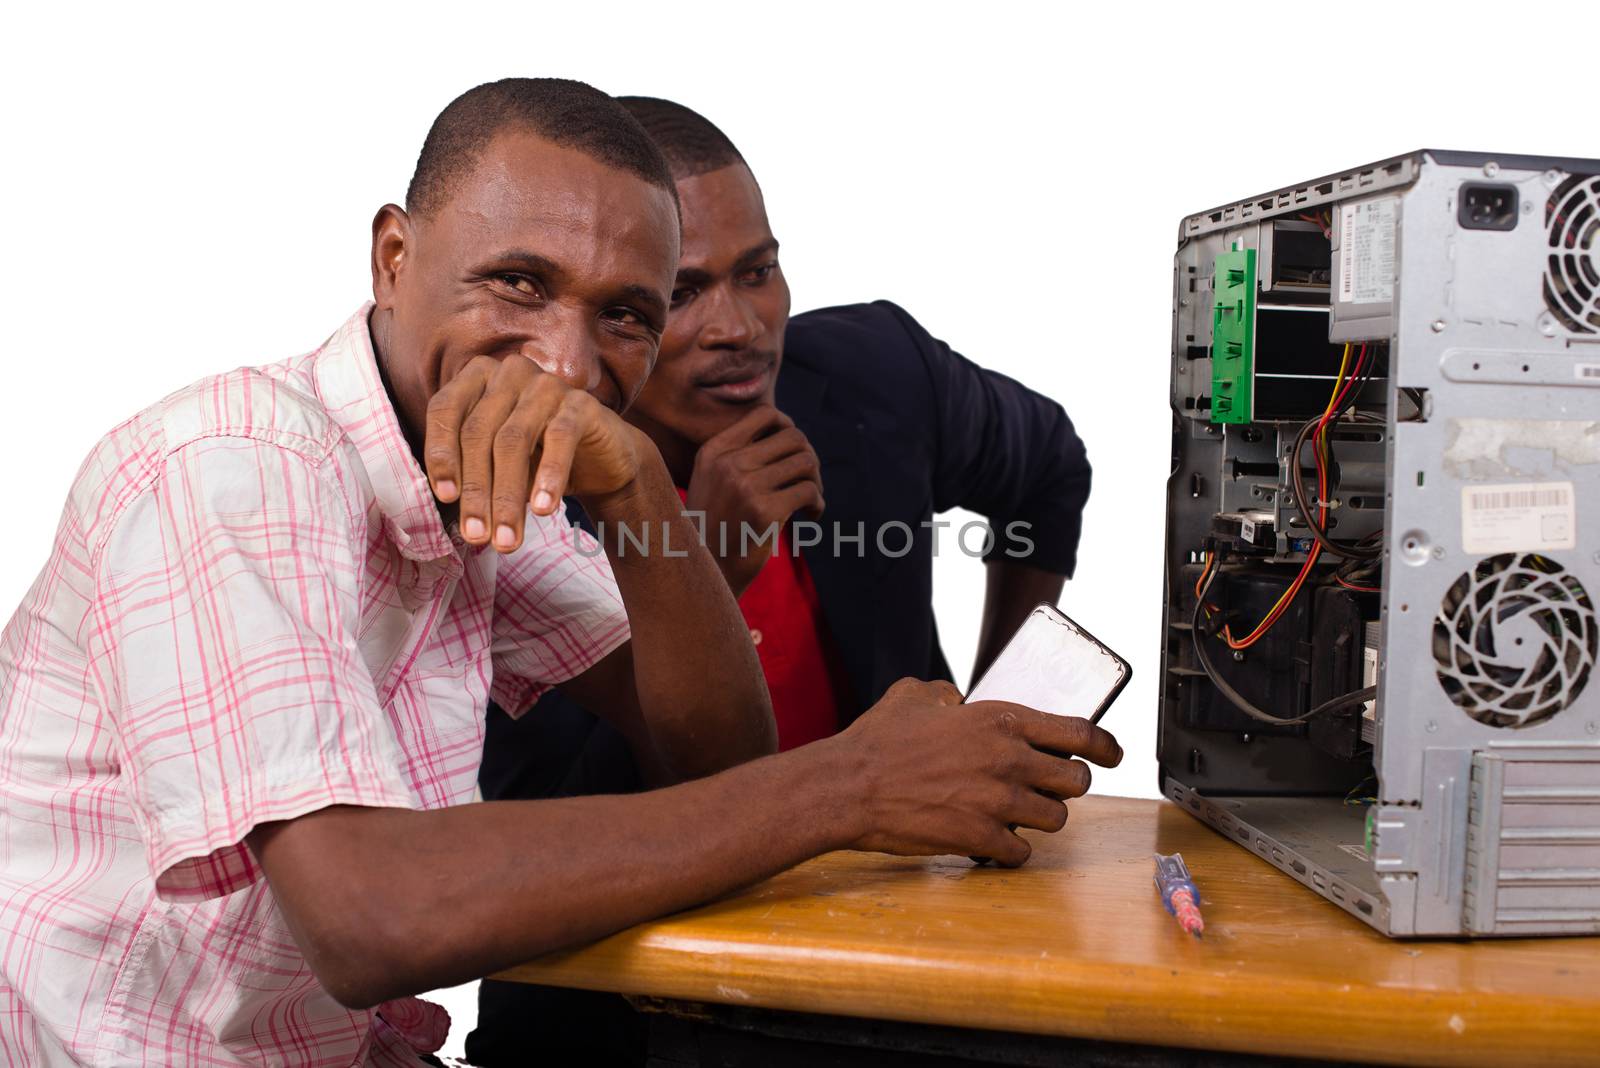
1544, 174, 1600, 334
1433, 554, 1597, 728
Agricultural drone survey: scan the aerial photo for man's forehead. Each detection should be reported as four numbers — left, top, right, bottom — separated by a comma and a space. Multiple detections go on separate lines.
675, 164, 773, 262
436, 130, 679, 260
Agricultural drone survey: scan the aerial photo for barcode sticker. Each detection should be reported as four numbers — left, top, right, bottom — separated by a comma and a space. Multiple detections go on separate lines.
1577, 363, 1600, 382
1461, 481, 1576, 553
1338, 197, 1398, 304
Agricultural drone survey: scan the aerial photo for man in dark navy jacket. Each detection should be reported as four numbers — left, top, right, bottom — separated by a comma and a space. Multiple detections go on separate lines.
467, 97, 1092, 1065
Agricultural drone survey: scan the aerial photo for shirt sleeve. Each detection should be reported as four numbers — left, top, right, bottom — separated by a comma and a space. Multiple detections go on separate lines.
489, 509, 631, 716
881, 301, 1093, 577
86, 435, 416, 903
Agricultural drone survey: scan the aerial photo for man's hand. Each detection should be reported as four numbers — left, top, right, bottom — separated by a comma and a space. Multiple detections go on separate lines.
423, 355, 649, 552
685, 405, 825, 594
826, 678, 1123, 867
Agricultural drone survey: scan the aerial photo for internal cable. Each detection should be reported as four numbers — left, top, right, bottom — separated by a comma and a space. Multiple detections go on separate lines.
1191, 551, 1378, 725
1290, 343, 1384, 561
1222, 345, 1365, 649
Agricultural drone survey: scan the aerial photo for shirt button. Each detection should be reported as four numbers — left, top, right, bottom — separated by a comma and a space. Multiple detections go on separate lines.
750, 628, 763, 646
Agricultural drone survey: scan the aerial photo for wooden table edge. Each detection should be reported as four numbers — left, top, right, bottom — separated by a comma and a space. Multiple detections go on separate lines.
497, 929, 1600, 1068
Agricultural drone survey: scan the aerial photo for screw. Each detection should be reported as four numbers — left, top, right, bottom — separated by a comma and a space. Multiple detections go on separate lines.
1232, 651, 1246, 662
1432, 546, 1445, 560
1483, 162, 1500, 177
1587, 722, 1598, 736
1540, 316, 1558, 338
1426, 720, 1439, 733
1592, 551, 1600, 565
1431, 320, 1446, 333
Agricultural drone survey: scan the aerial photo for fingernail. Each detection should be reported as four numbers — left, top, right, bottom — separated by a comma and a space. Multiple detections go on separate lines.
435, 479, 457, 500
532, 490, 554, 513
495, 524, 516, 549
463, 516, 485, 540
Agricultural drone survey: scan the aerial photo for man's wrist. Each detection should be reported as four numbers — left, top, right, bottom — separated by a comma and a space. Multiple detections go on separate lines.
780, 732, 870, 853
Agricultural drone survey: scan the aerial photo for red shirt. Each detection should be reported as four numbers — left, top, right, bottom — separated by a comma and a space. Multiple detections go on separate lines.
739, 529, 848, 749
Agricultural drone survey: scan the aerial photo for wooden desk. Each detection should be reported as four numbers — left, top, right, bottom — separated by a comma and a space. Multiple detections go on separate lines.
499, 795, 1600, 1067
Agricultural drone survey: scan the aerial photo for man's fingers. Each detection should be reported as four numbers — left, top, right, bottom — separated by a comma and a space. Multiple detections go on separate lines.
457, 384, 522, 545
489, 379, 566, 552
772, 478, 826, 522
739, 426, 813, 468
1020, 751, 1095, 800
700, 405, 790, 458
423, 358, 493, 503
529, 393, 590, 517
885, 677, 963, 706
758, 450, 822, 492
981, 827, 1033, 869
979, 704, 1122, 768
1003, 787, 1070, 833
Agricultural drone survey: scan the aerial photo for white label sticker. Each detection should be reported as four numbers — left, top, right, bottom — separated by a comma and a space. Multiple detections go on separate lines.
1460, 481, 1577, 554
1339, 198, 1398, 304
1240, 518, 1257, 543
1576, 363, 1600, 383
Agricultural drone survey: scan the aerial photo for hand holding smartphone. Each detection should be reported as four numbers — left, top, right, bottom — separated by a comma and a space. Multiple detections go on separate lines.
964, 604, 1130, 866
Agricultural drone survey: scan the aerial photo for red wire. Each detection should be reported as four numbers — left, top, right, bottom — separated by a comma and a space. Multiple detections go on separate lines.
1223, 344, 1370, 650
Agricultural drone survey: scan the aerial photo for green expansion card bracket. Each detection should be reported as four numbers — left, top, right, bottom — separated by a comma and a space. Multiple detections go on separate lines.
1210, 244, 1256, 424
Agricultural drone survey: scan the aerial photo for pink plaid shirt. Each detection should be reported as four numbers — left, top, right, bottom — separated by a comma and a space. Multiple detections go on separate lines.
0, 306, 630, 1066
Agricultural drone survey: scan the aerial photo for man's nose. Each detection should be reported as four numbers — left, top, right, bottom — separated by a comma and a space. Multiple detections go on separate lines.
700, 284, 764, 350
518, 314, 603, 394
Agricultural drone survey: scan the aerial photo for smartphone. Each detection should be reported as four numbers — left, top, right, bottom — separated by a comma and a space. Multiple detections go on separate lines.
965, 604, 1130, 724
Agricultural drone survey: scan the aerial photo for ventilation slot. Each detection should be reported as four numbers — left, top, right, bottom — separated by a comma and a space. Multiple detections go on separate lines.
1544, 174, 1600, 335
1432, 553, 1597, 728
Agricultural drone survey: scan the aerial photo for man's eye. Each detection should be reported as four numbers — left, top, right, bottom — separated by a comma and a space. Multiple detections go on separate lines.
495, 273, 538, 296
743, 264, 777, 285
603, 307, 649, 328
670, 287, 697, 308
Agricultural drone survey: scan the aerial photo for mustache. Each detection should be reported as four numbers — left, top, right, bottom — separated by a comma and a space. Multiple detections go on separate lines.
692, 349, 778, 387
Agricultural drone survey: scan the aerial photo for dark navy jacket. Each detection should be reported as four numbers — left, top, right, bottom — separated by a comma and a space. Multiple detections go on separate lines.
476, 300, 1091, 801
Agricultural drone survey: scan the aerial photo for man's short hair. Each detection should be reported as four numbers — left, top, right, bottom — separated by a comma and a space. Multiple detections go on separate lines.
616, 96, 746, 180
406, 78, 676, 219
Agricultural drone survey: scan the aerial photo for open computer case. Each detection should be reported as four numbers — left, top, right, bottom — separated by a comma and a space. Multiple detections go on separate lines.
1160, 149, 1600, 936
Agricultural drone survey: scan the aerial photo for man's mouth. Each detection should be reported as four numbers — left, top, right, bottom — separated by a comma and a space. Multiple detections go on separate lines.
694, 354, 777, 403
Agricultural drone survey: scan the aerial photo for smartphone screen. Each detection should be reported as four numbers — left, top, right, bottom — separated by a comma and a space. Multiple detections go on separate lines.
965, 604, 1131, 724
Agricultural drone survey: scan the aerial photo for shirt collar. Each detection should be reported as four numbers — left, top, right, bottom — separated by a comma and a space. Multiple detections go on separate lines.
310, 303, 457, 562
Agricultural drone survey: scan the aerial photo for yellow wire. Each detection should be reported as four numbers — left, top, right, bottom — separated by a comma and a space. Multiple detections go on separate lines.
1227, 343, 1355, 643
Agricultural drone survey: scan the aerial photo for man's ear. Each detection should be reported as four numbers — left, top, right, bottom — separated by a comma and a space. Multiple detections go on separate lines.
371, 204, 413, 309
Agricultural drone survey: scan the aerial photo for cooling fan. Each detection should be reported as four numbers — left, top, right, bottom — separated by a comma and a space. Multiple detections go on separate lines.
1544, 174, 1600, 335
1432, 553, 1597, 728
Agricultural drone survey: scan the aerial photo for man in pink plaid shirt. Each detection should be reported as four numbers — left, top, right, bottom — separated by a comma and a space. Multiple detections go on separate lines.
0, 79, 1121, 1065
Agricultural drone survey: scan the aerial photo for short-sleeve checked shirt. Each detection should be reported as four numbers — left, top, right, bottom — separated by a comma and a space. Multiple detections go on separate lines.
0, 306, 631, 1066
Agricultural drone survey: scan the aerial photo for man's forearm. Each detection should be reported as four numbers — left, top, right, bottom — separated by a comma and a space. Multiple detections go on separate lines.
583, 451, 776, 777
972, 559, 1067, 686
250, 736, 860, 1009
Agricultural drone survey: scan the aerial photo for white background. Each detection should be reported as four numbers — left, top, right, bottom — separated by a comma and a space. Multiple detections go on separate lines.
3, 1, 1594, 1058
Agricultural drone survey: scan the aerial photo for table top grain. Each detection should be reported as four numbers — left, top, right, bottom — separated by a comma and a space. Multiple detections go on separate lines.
498, 795, 1600, 1066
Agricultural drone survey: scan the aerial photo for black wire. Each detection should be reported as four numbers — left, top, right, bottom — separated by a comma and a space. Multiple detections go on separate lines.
1190, 553, 1378, 725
